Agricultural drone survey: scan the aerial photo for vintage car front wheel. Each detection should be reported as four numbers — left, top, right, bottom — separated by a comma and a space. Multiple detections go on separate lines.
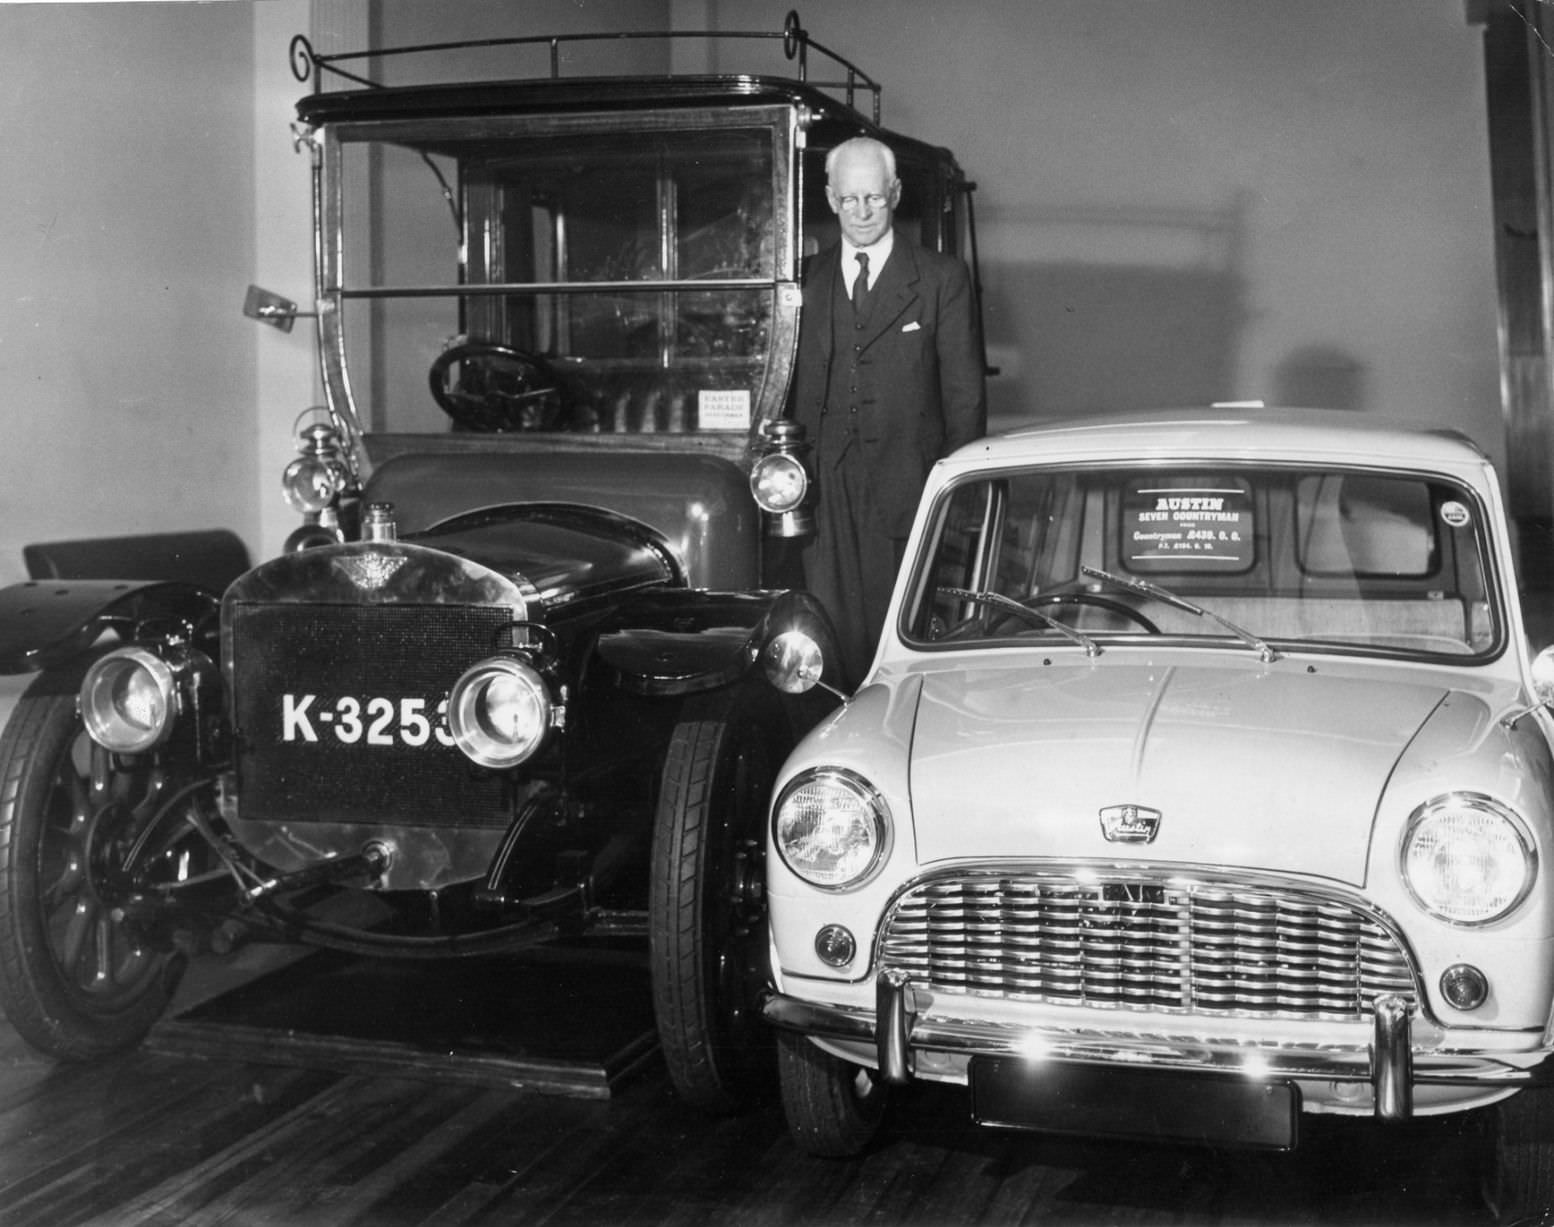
776, 1030, 888, 1156
0, 675, 199, 1059
1484, 1086, 1554, 1223
650, 688, 790, 1114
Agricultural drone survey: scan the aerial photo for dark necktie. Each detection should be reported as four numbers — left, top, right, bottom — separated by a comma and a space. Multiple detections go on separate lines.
851, 251, 870, 315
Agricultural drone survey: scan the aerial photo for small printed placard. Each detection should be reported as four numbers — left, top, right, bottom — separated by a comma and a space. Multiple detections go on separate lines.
697, 389, 752, 431
1122, 478, 1254, 572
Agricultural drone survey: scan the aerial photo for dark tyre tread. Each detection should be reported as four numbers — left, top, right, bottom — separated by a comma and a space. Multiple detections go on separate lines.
776, 1029, 887, 1157
650, 689, 786, 1115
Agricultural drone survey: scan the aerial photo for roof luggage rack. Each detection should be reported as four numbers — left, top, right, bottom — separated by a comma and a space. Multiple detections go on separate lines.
289, 9, 884, 124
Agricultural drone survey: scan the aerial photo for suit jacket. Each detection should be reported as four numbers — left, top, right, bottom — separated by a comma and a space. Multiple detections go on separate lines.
788, 237, 986, 537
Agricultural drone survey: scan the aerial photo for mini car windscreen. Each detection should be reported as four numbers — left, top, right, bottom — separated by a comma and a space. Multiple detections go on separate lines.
329, 121, 778, 436
903, 464, 1500, 659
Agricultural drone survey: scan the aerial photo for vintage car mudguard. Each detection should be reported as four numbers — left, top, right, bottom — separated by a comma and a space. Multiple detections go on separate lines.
0, 579, 220, 674
596, 588, 840, 697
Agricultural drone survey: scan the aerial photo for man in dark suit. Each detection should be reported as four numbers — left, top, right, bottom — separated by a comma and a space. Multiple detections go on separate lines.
789, 136, 986, 684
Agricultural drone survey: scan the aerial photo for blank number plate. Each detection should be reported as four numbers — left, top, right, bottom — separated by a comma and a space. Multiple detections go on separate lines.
969, 1058, 1300, 1151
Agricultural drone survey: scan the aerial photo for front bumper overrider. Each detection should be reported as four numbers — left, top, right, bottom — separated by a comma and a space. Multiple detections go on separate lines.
764, 970, 1554, 1122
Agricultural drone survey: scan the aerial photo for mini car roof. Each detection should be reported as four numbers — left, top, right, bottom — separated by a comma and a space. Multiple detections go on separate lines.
950, 409, 1492, 473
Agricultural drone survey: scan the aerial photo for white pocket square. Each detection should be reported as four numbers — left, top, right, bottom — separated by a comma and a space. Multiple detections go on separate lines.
901, 321, 921, 333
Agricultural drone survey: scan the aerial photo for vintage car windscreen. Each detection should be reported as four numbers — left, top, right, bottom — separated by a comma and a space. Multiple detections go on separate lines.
904, 463, 1501, 659
332, 121, 777, 436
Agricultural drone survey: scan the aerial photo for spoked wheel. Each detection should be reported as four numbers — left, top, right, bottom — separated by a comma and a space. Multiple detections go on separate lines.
0, 675, 209, 1059
650, 688, 790, 1113
776, 1030, 888, 1157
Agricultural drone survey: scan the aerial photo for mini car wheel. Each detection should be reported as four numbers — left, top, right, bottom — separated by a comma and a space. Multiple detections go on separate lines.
776, 1030, 888, 1157
0, 674, 198, 1060
650, 688, 790, 1114
1484, 1086, 1554, 1224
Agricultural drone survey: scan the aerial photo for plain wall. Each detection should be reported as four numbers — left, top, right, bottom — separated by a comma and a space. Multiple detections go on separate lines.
706, 1, 1503, 460
0, 2, 261, 588
0, 0, 1511, 585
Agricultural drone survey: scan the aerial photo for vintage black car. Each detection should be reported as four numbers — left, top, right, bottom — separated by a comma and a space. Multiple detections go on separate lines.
0, 13, 980, 1112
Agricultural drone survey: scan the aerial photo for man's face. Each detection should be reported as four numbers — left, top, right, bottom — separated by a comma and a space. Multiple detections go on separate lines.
826, 146, 900, 249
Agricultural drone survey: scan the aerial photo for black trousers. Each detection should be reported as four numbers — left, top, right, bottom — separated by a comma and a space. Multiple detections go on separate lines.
801, 442, 906, 687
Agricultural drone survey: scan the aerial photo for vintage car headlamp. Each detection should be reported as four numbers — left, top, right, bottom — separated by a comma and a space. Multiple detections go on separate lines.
751, 452, 808, 514
749, 420, 814, 537
281, 454, 342, 514
762, 629, 825, 695
80, 646, 183, 753
446, 656, 554, 769
1401, 793, 1535, 925
281, 417, 349, 514
773, 767, 890, 890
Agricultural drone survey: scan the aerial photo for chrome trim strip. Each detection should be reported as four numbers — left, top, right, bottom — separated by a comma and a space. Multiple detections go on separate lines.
765, 988, 1537, 1088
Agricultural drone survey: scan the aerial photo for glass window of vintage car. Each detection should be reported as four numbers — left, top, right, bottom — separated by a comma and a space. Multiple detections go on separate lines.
902, 463, 1503, 660
326, 114, 783, 436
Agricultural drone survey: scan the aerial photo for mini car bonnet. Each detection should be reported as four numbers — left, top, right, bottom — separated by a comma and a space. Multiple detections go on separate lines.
908, 661, 1455, 884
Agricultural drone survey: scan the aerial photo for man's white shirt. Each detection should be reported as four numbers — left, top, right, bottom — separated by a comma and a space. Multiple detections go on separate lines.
841, 229, 894, 296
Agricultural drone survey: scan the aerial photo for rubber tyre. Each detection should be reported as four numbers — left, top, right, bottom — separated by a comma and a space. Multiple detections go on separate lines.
776, 1030, 888, 1157
1485, 1087, 1554, 1224
650, 689, 789, 1114
0, 678, 185, 1059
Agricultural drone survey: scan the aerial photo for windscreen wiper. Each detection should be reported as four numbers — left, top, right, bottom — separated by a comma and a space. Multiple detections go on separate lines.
937, 586, 1101, 656
1079, 565, 1279, 662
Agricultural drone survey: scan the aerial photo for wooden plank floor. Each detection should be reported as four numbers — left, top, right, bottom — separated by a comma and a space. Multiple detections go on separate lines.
0, 949, 1496, 1227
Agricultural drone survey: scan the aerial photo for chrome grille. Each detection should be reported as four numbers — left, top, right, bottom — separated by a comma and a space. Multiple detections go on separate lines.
878, 874, 1416, 1020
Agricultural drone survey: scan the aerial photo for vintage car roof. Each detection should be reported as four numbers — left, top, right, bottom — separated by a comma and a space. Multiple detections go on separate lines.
950, 409, 1492, 475
294, 73, 958, 166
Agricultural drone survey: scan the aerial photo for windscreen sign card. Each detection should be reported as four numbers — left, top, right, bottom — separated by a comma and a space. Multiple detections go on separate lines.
1123, 476, 1254, 573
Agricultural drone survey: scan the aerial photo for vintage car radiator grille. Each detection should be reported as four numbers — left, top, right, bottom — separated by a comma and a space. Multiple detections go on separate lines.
878, 875, 1416, 1020
230, 602, 518, 827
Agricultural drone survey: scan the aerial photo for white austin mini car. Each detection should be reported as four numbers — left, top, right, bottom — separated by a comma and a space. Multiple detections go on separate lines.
761, 411, 1554, 1222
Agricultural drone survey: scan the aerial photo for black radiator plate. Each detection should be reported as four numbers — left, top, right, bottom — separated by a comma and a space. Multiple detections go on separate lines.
230, 602, 514, 826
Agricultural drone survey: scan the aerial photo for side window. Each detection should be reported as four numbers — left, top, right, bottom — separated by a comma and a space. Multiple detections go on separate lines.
907, 480, 1004, 638
1296, 475, 1438, 578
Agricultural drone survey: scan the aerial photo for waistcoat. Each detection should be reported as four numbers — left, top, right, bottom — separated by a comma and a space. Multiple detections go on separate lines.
819, 267, 875, 464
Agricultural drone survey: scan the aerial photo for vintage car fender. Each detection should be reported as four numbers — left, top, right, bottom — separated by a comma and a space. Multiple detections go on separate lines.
595, 588, 841, 698
0, 579, 221, 675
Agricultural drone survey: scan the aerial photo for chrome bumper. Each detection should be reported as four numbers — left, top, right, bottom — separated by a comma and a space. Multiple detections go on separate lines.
764, 970, 1545, 1122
